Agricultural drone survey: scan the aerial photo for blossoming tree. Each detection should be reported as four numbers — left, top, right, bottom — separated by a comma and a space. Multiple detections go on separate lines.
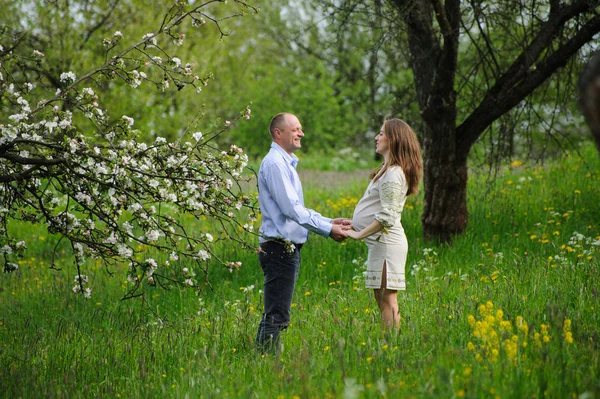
0, 1, 259, 299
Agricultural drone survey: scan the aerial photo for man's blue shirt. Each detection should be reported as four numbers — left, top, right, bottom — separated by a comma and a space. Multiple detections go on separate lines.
258, 142, 332, 244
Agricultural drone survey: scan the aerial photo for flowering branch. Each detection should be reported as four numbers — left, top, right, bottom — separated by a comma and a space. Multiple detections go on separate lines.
0, 0, 259, 299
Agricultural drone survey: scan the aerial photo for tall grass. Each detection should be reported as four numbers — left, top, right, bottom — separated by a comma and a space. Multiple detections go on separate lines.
1, 145, 599, 398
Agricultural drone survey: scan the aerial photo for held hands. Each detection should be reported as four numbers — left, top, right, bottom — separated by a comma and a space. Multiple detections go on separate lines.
331, 217, 366, 240
332, 218, 353, 227
330, 218, 353, 242
329, 224, 348, 242
330, 225, 361, 241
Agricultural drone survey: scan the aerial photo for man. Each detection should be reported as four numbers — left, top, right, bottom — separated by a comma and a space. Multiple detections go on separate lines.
255, 112, 350, 354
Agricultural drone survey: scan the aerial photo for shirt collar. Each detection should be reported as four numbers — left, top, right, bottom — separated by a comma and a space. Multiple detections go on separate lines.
271, 142, 299, 169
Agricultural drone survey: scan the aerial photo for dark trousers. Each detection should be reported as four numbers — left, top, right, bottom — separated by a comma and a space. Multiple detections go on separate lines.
255, 241, 301, 353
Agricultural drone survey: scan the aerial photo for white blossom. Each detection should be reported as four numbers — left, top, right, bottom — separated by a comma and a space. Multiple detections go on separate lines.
117, 243, 133, 258
146, 229, 161, 242
142, 33, 157, 46
121, 115, 134, 126
59, 71, 77, 83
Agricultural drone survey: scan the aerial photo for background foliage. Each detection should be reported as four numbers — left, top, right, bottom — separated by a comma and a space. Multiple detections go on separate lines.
3, 0, 594, 161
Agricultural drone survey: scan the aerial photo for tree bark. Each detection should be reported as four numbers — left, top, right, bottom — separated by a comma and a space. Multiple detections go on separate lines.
579, 51, 600, 153
397, 0, 468, 240
421, 123, 469, 242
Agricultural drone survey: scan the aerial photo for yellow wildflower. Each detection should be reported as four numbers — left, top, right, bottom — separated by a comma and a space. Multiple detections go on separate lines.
468, 314, 476, 327
565, 332, 574, 344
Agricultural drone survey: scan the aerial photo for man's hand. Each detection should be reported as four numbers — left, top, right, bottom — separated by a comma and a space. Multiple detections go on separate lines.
332, 218, 353, 227
329, 224, 348, 242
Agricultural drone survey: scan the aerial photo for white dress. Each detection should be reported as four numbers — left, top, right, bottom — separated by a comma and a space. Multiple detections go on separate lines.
352, 166, 408, 290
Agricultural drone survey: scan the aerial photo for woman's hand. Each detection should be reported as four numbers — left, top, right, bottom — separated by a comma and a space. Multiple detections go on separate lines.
345, 229, 362, 240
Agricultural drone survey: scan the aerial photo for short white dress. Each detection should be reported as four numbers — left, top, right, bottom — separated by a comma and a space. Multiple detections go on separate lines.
352, 166, 408, 290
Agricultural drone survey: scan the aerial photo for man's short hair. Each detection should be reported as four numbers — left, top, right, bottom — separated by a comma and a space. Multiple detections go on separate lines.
269, 113, 292, 138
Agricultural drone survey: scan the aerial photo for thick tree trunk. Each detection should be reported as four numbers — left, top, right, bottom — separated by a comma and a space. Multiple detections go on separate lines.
420, 88, 468, 242
421, 134, 468, 242
399, 0, 466, 242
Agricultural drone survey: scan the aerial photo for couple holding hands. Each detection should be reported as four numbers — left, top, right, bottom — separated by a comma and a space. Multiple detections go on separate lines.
256, 112, 423, 354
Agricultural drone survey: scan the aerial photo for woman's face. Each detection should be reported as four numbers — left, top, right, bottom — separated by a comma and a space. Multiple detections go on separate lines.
375, 125, 389, 156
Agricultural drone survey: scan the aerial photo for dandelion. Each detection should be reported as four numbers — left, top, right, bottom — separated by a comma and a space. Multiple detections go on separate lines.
563, 319, 573, 344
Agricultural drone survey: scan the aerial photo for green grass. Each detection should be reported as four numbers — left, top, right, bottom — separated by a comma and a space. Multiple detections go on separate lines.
1, 144, 599, 398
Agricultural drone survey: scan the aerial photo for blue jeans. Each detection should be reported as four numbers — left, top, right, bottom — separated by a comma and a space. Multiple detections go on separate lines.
255, 241, 302, 353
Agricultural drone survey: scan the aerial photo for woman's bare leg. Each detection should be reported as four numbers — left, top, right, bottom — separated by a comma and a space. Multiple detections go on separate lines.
373, 261, 400, 330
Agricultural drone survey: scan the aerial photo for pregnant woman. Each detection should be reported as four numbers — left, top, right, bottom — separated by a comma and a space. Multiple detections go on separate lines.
346, 118, 423, 330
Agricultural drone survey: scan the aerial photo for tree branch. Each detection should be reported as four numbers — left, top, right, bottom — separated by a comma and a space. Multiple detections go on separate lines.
456, 4, 600, 155
80, 0, 121, 48
1, 153, 65, 166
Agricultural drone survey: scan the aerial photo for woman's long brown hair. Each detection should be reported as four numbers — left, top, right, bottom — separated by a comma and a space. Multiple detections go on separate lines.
369, 118, 423, 196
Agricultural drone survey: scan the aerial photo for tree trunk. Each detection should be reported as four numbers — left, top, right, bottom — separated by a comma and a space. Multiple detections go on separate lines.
398, 0, 466, 242
420, 88, 468, 241
579, 51, 600, 153
421, 131, 469, 242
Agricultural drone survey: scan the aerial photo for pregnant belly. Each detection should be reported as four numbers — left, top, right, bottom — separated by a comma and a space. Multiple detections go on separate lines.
352, 207, 374, 232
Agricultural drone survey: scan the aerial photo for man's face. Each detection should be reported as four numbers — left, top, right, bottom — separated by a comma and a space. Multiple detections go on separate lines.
275, 114, 304, 155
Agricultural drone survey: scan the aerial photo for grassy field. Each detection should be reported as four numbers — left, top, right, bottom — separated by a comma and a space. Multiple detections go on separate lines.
1, 144, 599, 398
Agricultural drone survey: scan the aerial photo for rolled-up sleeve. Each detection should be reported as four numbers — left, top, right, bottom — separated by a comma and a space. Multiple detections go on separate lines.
374, 168, 406, 229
